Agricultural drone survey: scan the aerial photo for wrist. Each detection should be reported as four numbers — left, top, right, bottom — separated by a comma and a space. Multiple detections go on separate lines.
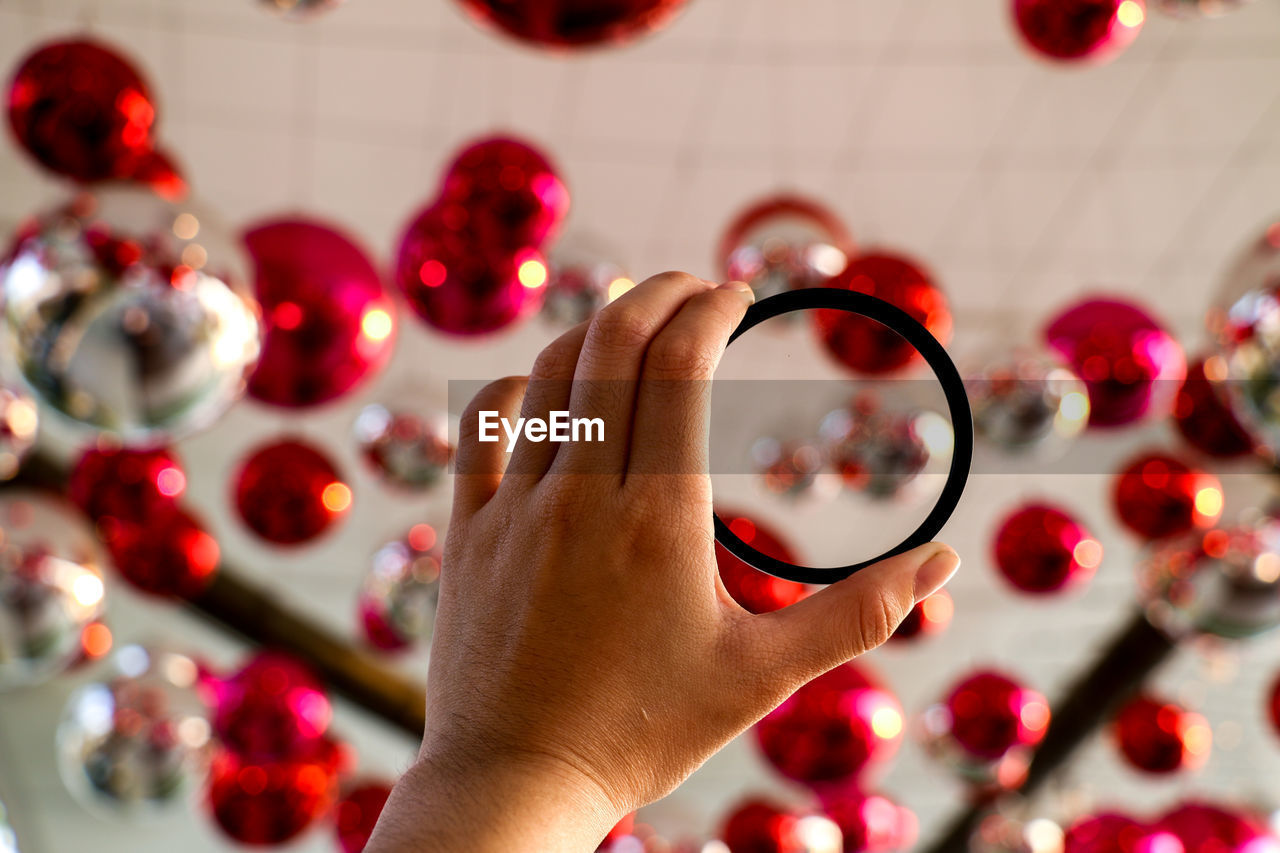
368, 748, 623, 852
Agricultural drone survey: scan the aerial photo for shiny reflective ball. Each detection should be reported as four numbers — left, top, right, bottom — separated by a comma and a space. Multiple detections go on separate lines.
457, 0, 690, 49
965, 352, 1089, 452
1012, 0, 1146, 63
1173, 356, 1257, 459
1111, 693, 1210, 774
233, 438, 350, 546
0, 189, 261, 443
1111, 452, 1222, 541
719, 195, 853, 302
335, 781, 393, 853
209, 652, 332, 761
57, 644, 210, 814
715, 511, 809, 614
359, 525, 443, 651
993, 502, 1102, 595
354, 404, 452, 492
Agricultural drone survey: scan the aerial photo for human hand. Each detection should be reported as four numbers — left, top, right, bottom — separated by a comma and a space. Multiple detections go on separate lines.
368, 272, 959, 852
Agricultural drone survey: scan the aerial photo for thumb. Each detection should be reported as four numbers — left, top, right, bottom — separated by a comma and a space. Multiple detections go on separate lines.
752, 543, 960, 686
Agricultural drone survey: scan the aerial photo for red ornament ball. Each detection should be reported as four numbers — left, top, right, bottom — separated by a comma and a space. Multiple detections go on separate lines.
69, 445, 185, 522
7, 39, 158, 182
457, 0, 689, 48
335, 781, 393, 853
1044, 297, 1185, 427
1111, 452, 1222, 541
1012, 0, 1146, 63
715, 511, 809, 614
395, 206, 549, 335
98, 507, 219, 598
891, 589, 953, 642
439, 137, 569, 253
1268, 672, 1280, 739
821, 789, 918, 853
993, 503, 1101, 594
1063, 813, 1159, 853
720, 799, 835, 853
814, 251, 951, 375
1112, 693, 1210, 774
754, 663, 903, 789
233, 438, 351, 545
941, 670, 1050, 762
244, 218, 395, 408
1155, 802, 1272, 853
1173, 356, 1256, 459
211, 652, 332, 761
207, 742, 342, 846
598, 813, 636, 850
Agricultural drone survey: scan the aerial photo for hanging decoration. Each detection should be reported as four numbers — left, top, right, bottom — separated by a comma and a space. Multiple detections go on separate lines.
0, 188, 261, 443
233, 438, 351, 546
1062, 812, 1158, 853
455, 0, 690, 49
921, 669, 1050, 789
818, 397, 947, 500
57, 644, 211, 815
992, 502, 1102, 595
1155, 802, 1273, 853
1044, 296, 1185, 428
1111, 693, 1211, 774
819, 789, 917, 853
1110, 451, 1222, 541
714, 511, 809, 614
542, 237, 633, 325
358, 524, 443, 651
1012, 0, 1146, 64
0, 388, 38, 481
0, 491, 107, 690
718, 195, 853, 302
1172, 357, 1257, 459
243, 218, 396, 409
719, 798, 842, 853
891, 590, 953, 642
353, 404, 453, 492
965, 352, 1089, 453
813, 251, 952, 375
1136, 520, 1280, 639
334, 780, 393, 853
394, 136, 568, 335
754, 663, 903, 791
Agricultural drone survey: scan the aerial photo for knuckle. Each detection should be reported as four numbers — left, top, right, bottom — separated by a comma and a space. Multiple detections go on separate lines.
645, 332, 714, 381
589, 308, 652, 352
855, 591, 904, 655
531, 338, 580, 381
649, 270, 704, 290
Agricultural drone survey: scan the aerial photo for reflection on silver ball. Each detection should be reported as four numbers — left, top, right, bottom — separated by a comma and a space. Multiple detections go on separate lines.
819, 399, 949, 500
1137, 518, 1280, 640
1154, 0, 1251, 17
542, 239, 632, 326
0, 189, 261, 445
751, 437, 827, 499
0, 387, 38, 480
720, 195, 851, 302
57, 644, 211, 816
0, 491, 105, 690
359, 526, 442, 651
965, 352, 1089, 453
354, 405, 453, 491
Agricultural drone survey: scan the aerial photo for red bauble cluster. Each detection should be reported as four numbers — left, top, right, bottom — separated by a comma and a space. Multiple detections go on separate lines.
891, 589, 953, 642
820, 789, 918, 853
1012, 0, 1146, 64
7, 38, 183, 191
992, 502, 1102, 594
395, 136, 568, 335
1044, 297, 1185, 427
1155, 801, 1273, 853
206, 652, 345, 845
926, 669, 1050, 787
1173, 356, 1256, 459
70, 445, 218, 598
814, 251, 952, 375
244, 218, 395, 409
457, 0, 689, 48
715, 511, 809, 614
1112, 693, 1210, 774
754, 663, 903, 789
334, 780, 393, 853
1111, 451, 1222, 541
233, 438, 351, 545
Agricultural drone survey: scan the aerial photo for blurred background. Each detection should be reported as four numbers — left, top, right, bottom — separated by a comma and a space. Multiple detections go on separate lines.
4, 0, 1280, 852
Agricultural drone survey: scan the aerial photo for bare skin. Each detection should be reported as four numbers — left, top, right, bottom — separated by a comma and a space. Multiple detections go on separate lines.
367, 272, 960, 852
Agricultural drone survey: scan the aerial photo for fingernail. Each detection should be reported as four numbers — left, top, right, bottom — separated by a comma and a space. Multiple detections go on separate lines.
718, 280, 756, 304
913, 546, 960, 602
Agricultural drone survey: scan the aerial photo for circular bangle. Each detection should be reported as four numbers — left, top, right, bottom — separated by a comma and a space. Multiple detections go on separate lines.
712, 287, 973, 585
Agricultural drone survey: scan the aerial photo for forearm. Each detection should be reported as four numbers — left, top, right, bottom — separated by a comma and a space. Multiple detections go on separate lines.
366, 754, 620, 852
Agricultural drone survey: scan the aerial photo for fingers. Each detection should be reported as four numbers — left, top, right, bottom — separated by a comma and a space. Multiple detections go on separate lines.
453, 376, 528, 515
750, 544, 960, 686
554, 272, 716, 476
508, 320, 590, 477
627, 281, 754, 476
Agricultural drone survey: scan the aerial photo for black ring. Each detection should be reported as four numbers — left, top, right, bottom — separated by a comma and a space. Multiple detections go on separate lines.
713, 287, 973, 585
